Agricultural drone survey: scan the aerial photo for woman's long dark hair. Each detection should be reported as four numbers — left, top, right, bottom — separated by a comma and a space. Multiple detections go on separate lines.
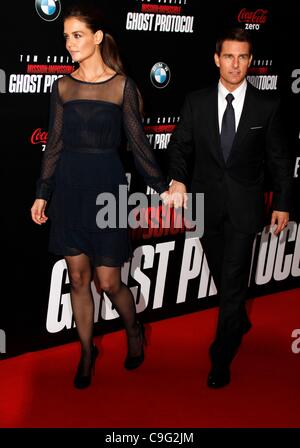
63, 3, 125, 75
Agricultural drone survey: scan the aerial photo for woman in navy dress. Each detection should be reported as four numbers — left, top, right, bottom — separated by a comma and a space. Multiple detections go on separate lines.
31, 4, 169, 389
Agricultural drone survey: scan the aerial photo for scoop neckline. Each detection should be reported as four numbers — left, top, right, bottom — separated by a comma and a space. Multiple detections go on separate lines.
68, 72, 118, 85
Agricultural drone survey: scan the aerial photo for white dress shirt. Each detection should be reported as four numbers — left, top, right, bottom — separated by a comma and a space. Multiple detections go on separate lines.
218, 79, 247, 133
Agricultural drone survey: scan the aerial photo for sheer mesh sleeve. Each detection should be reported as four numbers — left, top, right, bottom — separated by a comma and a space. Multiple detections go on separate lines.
122, 77, 168, 194
36, 79, 63, 200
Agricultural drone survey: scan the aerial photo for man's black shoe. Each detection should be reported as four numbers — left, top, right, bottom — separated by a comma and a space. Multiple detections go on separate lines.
207, 368, 230, 388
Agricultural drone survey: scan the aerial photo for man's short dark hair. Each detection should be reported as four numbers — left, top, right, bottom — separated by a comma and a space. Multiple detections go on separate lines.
215, 28, 253, 55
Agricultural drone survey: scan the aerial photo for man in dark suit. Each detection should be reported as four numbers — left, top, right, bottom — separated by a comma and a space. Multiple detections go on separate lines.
167, 28, 293, 388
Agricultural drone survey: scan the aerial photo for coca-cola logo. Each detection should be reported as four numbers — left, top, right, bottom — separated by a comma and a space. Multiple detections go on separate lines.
31, 128, 48, 145
237, 8, 268, 24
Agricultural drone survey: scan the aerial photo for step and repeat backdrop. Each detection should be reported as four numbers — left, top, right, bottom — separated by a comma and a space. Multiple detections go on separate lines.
1, 0, 299, 357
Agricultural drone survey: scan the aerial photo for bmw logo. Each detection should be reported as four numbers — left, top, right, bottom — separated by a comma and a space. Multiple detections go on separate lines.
150, 62, 171, 89
35, 0, 61, 22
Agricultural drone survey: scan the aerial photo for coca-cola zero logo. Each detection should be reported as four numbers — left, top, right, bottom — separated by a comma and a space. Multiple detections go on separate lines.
31, 128, 48, 151
237, 8, 268, 30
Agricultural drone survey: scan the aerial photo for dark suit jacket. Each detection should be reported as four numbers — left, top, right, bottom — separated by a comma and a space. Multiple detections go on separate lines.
167, 82, 293, 234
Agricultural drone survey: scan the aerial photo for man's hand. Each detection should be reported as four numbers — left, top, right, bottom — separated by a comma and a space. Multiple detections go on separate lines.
167, 180, 188, 209
271, 210, 289, 235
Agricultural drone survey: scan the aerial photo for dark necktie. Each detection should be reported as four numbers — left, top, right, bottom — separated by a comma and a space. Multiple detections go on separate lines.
220, 93, 235, 162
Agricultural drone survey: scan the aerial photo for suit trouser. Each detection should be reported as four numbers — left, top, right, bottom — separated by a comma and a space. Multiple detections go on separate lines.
201, 217, 255, 370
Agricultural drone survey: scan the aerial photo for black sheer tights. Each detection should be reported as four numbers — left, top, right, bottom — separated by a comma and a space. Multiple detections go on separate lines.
65, 254, 141, 375
95, 265, 142, 358
65, 254, 94, 376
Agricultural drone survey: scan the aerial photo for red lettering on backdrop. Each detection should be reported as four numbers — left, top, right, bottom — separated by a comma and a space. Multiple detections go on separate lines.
237, 8, 268, 24
31, 128, 48, 145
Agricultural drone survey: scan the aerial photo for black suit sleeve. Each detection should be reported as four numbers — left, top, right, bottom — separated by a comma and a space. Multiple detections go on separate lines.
167, 94, 194, 185
266, 99, 293, 211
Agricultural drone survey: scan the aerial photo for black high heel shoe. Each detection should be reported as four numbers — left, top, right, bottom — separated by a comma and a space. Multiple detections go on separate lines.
124, 321, 146, 370
74, 344, 99, 389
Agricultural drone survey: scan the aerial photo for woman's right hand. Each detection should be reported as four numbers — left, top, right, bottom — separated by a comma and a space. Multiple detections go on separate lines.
31, 199, 48, 225
168, 180, 188, 209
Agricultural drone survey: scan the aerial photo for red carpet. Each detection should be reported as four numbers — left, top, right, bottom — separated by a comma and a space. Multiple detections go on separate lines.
0, 288, 299, 428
